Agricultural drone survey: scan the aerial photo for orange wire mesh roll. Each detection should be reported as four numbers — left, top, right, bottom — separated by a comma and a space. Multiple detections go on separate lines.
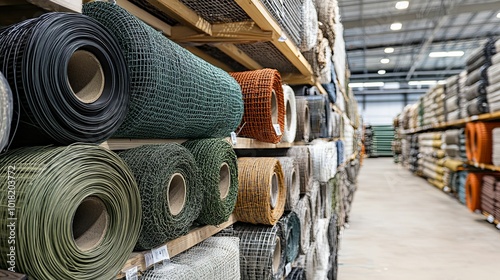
234, 157, 286, 225
465, 122, 476, 161
472, 122, 500, 164
230, 69, 285, 143
466, 173, 484, 212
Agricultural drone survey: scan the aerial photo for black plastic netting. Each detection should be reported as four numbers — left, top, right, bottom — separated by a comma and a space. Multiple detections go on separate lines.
237, 42, 300, 74
260, 0, 301, 47
84, 2, 244, 139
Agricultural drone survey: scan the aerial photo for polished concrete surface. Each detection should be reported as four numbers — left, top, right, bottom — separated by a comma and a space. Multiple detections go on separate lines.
338, 158, 500, 280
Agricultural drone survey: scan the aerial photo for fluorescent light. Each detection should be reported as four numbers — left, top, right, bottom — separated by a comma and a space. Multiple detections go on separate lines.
380, 58, 390, 64
378, 70, 386, 75
395, 1, 409, 10
349, 83, 364, 88
384, 82, 400, 89
438, 80, 447, 85
497, 12, 500, 18
384, 47, 395, 53
390, 22, 402, 30
348, 82, 385, 88
428, 51, 464, 57
408, 80, 437, 86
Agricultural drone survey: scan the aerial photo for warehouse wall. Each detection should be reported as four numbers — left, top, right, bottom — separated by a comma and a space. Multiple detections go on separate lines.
355, 93, 421, 125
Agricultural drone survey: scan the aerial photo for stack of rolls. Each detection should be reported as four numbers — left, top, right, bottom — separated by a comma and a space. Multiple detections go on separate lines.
303, 28, 332, 84
480, 175, 500, 217
422, 85, 445, 126
287, 146, 313, 194
444, 74, 461, 121
492, 127, 500, 166
465, 121, 500, 164
443, 129, 466, 161
459, 71, 469, 119
486, 39, 500, 113
417, 132, 447, 189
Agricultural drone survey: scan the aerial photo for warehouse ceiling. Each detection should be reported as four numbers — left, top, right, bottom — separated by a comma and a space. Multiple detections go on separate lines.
338, 0, 500, 95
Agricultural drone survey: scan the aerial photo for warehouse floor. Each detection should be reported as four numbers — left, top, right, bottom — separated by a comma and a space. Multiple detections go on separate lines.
338, 158, 500, 280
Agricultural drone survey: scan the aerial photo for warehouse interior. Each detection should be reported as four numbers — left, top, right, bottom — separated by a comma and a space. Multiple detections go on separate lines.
0, 0, 498, 279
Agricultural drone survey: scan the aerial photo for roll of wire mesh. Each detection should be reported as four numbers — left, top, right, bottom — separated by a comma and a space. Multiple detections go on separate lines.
84, 2, 244, 139
286, 267, 305, 280
141, 237, 240, 280
277, 157, 300, 210
282, 85, 298, 143
234, 157, 286, 225
0, 12, 129, 146
309, 140, 338, 183
306, 95, 325, 141
230, 69, 285, 143
314, 0, 338, 48
295, 97, 311, 142
465, 122, 476, 161
327, 215, 339, 280
0, 145, 141, 279
0, 72, 13, 152
182, 138, 238, 225
287, 146, 313, 194
234, 223, 286, 280
307, 181, 322, 240
466, 173, 485, 212
300, 0, 319, 52
294, 197, 311, 254
322, 94, 334, 138
118, 144, 201, 250
278, 211, 301, 263
311, 219, 331, 279
467, 121, 500, 163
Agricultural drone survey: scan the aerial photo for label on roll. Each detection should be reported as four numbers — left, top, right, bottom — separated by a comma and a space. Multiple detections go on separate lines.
230, 132, 237, 145
496, 223, 500, 230
487, 215, 494, 223
144, 252, 154, 268
273, 124, 282, 136
125, 266, 138, 280
152, 245, 170, 263
471, 115, 479, 121
285, 263, 292, 276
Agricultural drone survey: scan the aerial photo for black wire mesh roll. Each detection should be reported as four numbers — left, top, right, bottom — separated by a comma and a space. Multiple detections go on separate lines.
118, 144, 202, 250
182, 138, 239, 225
321, 94, 333, 138
295, 97, 310, 142
279, 211, 301, 263
306, 95, 325, 141
286, 267, 305, 280
234, 223, 286, 280
0, 13, 130, 146
0, 72, 13, 152
84, 2, 244, 139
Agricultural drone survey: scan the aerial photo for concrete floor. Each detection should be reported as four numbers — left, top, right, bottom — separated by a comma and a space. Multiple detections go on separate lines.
338, 158, 500, 280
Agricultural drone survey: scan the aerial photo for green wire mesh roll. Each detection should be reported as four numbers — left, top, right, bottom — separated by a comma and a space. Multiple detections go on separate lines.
83, 2, 244, 139
278, 211, 301, 263
0, 71, 13, 152
182, 138, 238, 225
234, 223, 286, 280
0, 145, 141, 279
118, 144, 201, 250
277, 157, 300, 210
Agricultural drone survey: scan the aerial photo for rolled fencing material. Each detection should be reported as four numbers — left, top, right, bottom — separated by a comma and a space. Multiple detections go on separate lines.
294, 197, 311, 254
141, 237, 240, 280
466, 173, 485, 212
287, 146, 313, 194
286, 267, 305, 280
230, 69, 285, 143
182, 139, 238, 225
309, 140, 338, 183
299, 0, 319, 52
307, 181, 322, 239
118, 144, 201, 250
467, 121, 500, 163
279, 211, 301, 263
84, 2, 244, 139
306, 95, 325, 141
0, 12, 130, 146
327, 215, 339, 280
234, 157, 286, 225
295, 97, 311, 142
336, 140, 345, 166
234, 223, 286, 280
282, 85, 298, 143
0, 145, 141, 279
314, 0, 338, 48
313, 219, 331, 279
321, 95, 333, 138
277, 157, 301, 210
0, 72, 13, 152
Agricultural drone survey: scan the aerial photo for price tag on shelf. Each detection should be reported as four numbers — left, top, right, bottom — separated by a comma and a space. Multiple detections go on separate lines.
487, 215, 494, 223
144, 251, 154, 268
230, 132, 237, 145
443, 186, 450, 193
273, 124, 282, 136
152, 245, 170, 264
278, 33, 288, 42
285, 263, 292, 276
125, 266, 138, 280
496, 223, 500, 230
471, 115, 479, 121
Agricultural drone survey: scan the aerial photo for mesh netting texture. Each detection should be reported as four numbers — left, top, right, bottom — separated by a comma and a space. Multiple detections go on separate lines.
306, 218, 331, 280
303, 29, 332, 84
286, 267, 305, 279
295, 97, 311, 142
234, 223, 286, 280
277, 157, 301, 210
118, 144, 201, 250
259, 0, 301, 47
0, 145, 141, 279
230, 69, 285, 143
322, 95, 334, 138
309, 140, 338, 183
237, 42, 300, 74
83, 2, 244, 139
307, 181, 322, 240
182, 138, 239, 225
177, 0, 250, 23
294, 197, 311, 254
142, 237, 240, 280
0, 12, 130, 147
314, 0, 340, 48
234, 157, 286, 225
278, 211, 301, 263
287, 146, 313, 194
0, 72, 12, 152
282, 85, 298, 143
306, 95, 326, 141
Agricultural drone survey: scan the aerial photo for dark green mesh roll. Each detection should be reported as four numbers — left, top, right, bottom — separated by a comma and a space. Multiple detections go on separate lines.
83, 2, 244, 139
182, 138, 239, 225
279, 211, 301, 263
118, 144, 202, 250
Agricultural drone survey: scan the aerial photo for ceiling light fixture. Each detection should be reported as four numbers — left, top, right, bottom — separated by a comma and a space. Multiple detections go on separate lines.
395, 1, 409, 10
428, 51, 464, 57
390, 22, 403, 30
378, 70, 386, 75
438, 80, 447, 85
497, 12, 500, 18
380, 58, 390, 64
384, 47, 395, 53
408, 80, 437, 86
348, 82, 385, 88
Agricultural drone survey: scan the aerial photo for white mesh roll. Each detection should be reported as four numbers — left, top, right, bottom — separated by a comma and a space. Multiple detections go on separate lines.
309, 140, 338, 183
299, 0, 318, 52
282, 85, 298, 143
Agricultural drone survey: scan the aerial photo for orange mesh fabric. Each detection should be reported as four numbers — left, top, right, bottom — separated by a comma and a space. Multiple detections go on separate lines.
472, 122, 500, 164
465, 122, 476, 161
234, 157, 286, 225
466, 173, 484, 212
230, 69, 285, 143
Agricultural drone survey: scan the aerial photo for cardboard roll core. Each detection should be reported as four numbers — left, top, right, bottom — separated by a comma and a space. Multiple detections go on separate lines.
219, 163, 231, 200
67, 50, 105, 104
72, 196, 109, 251
167, 173, 187, 216
272, 236, 282, 275
270, 172, 279, 209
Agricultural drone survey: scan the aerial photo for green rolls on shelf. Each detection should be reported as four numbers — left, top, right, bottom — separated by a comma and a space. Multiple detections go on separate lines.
182, 138, 239, 225
0, 145, 141, 279
118, 144, 201, 250
83, 2, 244, 139
279, 211, 301, 263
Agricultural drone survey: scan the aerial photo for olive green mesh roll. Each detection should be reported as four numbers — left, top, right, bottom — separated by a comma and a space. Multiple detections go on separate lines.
278, 211, 301, 263
182, 138, 239, 225
0, 145, 141, 279
83, 2, 244, 139
118, 144, 202, 250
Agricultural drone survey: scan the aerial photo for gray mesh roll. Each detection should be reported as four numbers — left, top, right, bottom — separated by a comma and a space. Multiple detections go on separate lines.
83, 2, 244, 139
287, 146, 313, 194
295, 97, 311, 142
277, 157, 301, 210
294, 197, 311, 255
234, 223, 286, 280
0, 72, 12, 152
141, 237, 240, 280
306, 95, 325, 141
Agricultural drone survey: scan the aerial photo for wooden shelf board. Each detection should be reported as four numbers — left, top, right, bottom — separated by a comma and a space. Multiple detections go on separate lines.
482, 211, 500, 228
466, 161, 500, 172
27, 0, 81, 12
116, 0, 172, 36
146, 0, 211, 35
230, 137, 294, 149
117, 215, 237, 279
